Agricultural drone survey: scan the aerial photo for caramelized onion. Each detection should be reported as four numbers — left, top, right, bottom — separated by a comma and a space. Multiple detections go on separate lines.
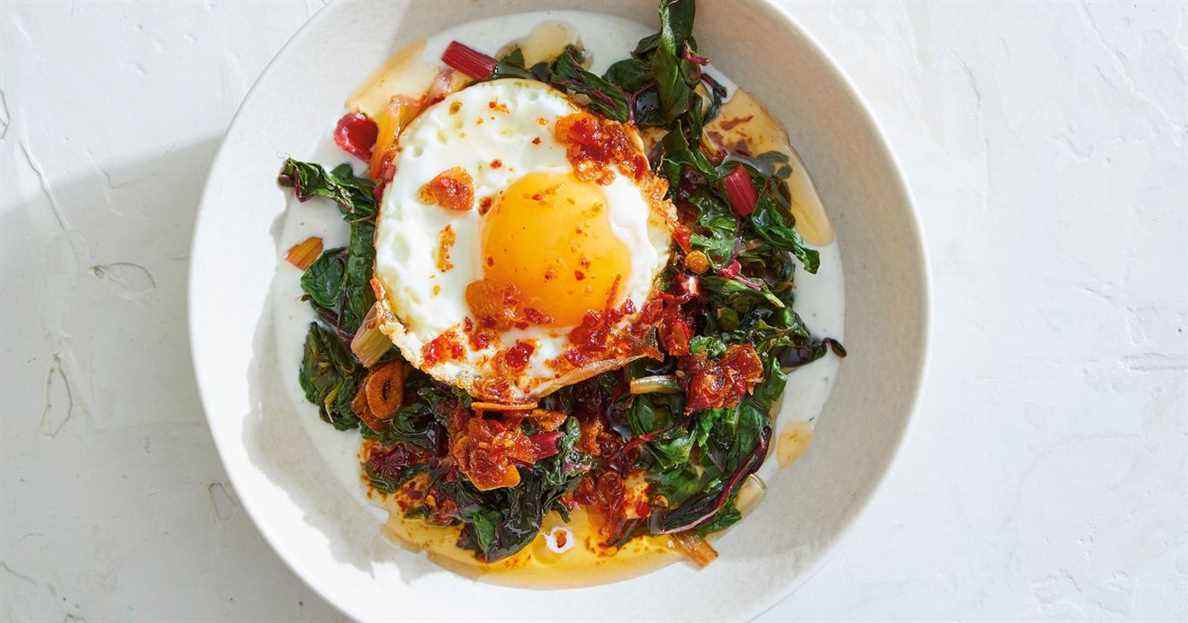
364, 361, 404, 419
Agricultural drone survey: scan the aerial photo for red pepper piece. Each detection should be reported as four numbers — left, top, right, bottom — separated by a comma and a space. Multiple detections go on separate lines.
333, 112, 379, 160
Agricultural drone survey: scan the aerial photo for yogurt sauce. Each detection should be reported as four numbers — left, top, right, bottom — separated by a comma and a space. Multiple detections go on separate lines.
269, 9, 845, 581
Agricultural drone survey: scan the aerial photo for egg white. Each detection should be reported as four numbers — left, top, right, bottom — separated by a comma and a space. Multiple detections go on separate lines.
372, 79, 672, 401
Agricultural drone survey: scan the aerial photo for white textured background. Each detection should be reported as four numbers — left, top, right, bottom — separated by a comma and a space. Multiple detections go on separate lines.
2, 1, 1185, 621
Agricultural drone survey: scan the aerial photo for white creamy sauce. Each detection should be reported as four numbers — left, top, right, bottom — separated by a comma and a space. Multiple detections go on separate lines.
270, 10, 844, 520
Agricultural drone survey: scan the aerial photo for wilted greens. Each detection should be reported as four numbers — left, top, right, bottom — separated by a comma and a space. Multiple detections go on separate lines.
278, 0, 842, 565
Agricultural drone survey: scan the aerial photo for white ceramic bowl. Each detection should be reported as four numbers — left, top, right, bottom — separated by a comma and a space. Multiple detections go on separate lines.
188, 1, 928, 620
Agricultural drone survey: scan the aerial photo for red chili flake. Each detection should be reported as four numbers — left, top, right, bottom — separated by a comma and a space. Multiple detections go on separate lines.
465, 280, 554, 331
658, 303, 694, 356
421, 331, 465, 366
531, 137, 542, 145
419, 166, 474, 212
526, 431, 562, 460
450, 413, 563, 491
333, 112, 379, 160
490, 159, 502, 169
503, 341, 535, 371
574, 270, 586, 281
462, 317, 494, 351
522, 307, 551, 326
579, 470, 636, 543
563, 301, 631, 365
682, 343, 764, 412
554, 112, 648, 184
661, 273, 700, 304
365, 443, 428, 487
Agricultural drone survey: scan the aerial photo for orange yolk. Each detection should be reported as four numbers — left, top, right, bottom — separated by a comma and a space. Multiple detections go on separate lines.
480, 172, 631, 328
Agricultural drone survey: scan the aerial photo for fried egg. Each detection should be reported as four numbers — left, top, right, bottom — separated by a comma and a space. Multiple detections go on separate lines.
372, 79, 674, 403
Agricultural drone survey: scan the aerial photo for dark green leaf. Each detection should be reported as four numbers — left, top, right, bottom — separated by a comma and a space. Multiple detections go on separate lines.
627, 395, 659, 436
340, 222, 376, 334
647, 428, 695, 470
299, 248, 345, 310
366, 463, 426, 495
630, 87, 664, 127
661, 121, 716, 181
604, 58, 653, 92
462, 507, 500, 554
748, 178, 821, 273
686, 191, 737, 267
298, 322, 361, 431
695, 500, 741, 535
632, 33, 661, 58
278, 159, 376, 220
730, 400, 766, 470
693, 407, 730, 450
542, 417, 593, 488
547, 46, 631, 122
701, 275, 785, 310
492, 46, 534, 79
651, 465, 701, 507
660, 0, 696, 51
751, 356, 788, 411
653, 0, 696, 120
653, 49, 690, 122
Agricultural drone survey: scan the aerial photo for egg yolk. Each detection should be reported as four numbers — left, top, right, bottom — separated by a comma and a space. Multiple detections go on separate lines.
478, 172, 631, 328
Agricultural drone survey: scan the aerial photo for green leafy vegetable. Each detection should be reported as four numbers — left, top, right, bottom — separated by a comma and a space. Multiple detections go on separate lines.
688, 335, 726, 357
298, 322, 361, 430
366, 463, 426, 495
299, 248, 345, 310
748, 175, 821, 273
604, 58, 653, 92
695, 500, 741, 535
278, 0, 846, 565
278, 159, 376, 220
545, 46, 631, 122
442, 415, 594, 563
341, 222, 376, 334
653, 0, 696, 121
686, 191, 737, 267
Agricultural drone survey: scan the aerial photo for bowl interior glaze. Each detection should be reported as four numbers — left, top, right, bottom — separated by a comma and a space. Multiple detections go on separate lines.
188, 1, 928, 620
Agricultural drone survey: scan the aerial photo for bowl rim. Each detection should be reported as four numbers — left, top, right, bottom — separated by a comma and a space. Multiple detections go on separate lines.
736, 3, 931, 617
187, 1, 931, 620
